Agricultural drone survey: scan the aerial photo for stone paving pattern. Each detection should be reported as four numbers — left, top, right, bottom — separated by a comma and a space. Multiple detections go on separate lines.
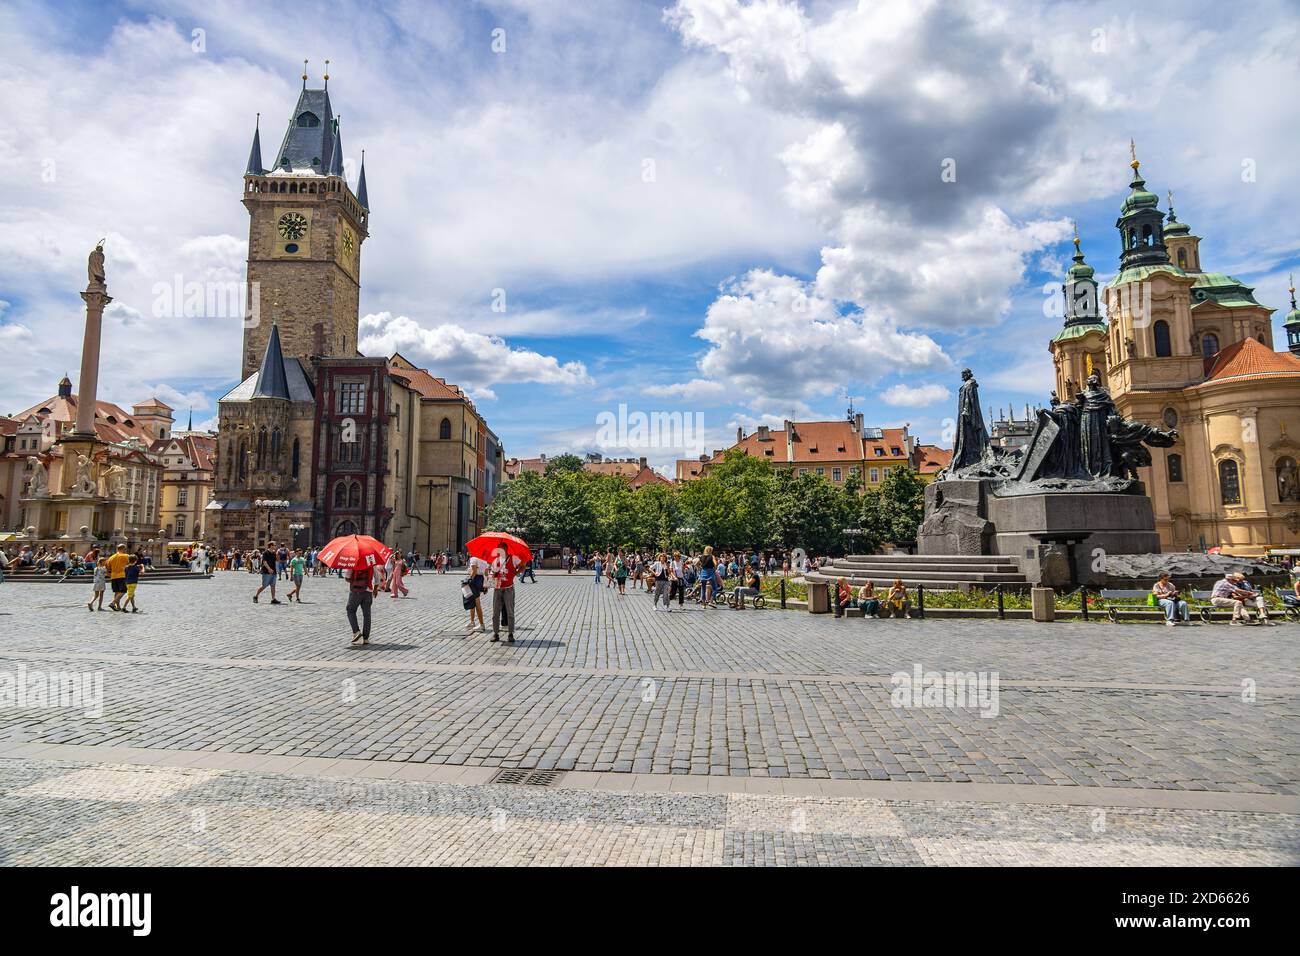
1, 572, 1297, 865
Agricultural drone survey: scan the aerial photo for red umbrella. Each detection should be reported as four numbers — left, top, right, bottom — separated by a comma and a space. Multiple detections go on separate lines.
466, 532, 532, 564
317, 534, 394, 570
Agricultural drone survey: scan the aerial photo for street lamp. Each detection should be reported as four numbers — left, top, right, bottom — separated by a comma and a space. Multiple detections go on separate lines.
288, 521, 307, 550
675, 525, 697, 552
255, 498, 290, 544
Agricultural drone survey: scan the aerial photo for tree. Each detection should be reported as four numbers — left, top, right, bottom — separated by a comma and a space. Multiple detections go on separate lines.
539, 469, 596, 547
767, 469, 852, 556
544, 453, 584, 475
876, 467, 927, 548
484, 470, 545, 541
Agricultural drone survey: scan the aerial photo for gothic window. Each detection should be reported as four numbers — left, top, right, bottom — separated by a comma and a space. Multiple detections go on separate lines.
337, 428, 363, 464
1219, 459, 1241, 506
334, 481, 348, 508
335, 519, 357, 536
439, 418, 452, 440
1277, 457, 1299, 502
238, 439, 248, 481
1167, 454, 1183, 483
271, 428, 282, 461
291, 438, 300, 479
297, 112, 320, 127
1201, 333, 1220, 358
256, 427, 267, 469
1153, 320, 1172, 357
348, 482, 362, 508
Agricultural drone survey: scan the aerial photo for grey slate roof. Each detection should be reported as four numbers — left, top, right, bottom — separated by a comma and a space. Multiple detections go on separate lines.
252, 323, 290, 399
246, 120, 265, 176
327, 122, 344, 177
274, 87, 335, 173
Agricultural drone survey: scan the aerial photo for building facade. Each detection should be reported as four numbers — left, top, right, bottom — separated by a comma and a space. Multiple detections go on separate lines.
1049, 150, 1300, 554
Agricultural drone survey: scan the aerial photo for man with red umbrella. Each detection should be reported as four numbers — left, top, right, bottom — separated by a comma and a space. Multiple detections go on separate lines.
317, 534, 392, 646
466, 533, 530, 644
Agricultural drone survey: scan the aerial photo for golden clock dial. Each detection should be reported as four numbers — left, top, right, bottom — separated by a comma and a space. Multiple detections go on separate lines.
342, 230, 355, 256
277, 213, 308, 241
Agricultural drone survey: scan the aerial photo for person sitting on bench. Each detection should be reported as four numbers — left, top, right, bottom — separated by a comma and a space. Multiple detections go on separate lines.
1211, 572, 1273, 626
886, 579, 911, 619
1152, 572, 1189, 626
855, 581, 880, 618
835, 577, 854, 615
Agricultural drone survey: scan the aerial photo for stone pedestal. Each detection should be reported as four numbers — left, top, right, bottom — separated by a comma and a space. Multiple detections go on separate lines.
1031, 587, 1056, 622
919, 478, 1161, 587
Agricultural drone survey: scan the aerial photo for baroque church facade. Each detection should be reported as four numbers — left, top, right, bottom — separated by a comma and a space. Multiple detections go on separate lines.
1050, 148, 1300, 555
210, 73, 502, 553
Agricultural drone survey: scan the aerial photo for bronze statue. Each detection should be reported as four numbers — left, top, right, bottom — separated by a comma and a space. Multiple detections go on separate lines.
1107, 416, 1177, 480
1079, 373, 1116, 479
949, 368, 989, 472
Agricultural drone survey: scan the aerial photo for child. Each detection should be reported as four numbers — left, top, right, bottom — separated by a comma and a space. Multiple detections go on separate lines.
87, 561, 107, 611
123, 555, 143, 613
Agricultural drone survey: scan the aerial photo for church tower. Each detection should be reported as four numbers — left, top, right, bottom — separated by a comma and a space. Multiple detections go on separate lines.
1049, 226, 1106, 400
240, 62, 371, 381
1286, 276, 1300, 356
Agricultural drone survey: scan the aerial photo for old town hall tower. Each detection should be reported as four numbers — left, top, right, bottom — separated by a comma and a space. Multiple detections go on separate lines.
240, 65, 370, 380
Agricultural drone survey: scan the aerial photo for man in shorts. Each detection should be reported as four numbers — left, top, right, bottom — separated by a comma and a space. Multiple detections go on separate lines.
254, 541, 281, 604
103, 544, 131, 611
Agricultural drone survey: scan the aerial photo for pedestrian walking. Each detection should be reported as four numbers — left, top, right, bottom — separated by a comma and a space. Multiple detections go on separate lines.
345, 562, 379, 645
87, 561, 107, 611
390, 551, 410, 598
254, 541, 281, 604
123, 554, 143, 613
467, 553, 488, 634
287, 549, 306, 602
652, 551, 671, 611
103, 544, 130, 611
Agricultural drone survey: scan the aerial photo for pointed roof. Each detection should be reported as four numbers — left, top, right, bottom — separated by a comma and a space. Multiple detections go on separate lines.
1194, 337, 1300, 387
1285, 275, 1300, 329
245, 116, 265, 176
327, 118, 344, 176
252, 324, 291, 400
357, 152, 369, 208
274, 86, 336, 174
1164, 190, 1191, 237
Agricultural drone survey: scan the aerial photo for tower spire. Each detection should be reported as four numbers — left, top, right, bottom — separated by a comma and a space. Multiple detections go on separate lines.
245, 113, 265, 176
357, 149, 369, 208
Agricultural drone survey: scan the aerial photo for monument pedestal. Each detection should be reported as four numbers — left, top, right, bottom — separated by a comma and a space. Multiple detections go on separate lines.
920, 479, 1160, 587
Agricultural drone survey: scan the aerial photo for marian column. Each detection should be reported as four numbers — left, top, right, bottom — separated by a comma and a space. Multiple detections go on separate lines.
75, 242, 111, 436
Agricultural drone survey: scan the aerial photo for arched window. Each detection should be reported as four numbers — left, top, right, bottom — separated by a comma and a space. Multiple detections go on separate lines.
439, 418, 451, 440
1167, 453, 1183, 483
1177, 248, 1187, 269
271, 428, 281, 461
291, 438, 300, 479
237, 439, 248, 481
256, 427, 267, 469
297, 112, 320, 127
1277, 456, 1299, 502
335, 519, 357, 536
1219, 459, 1241, 505
1142, 223, 1153, 245
348, 482, 362, 508
1201, 333, 1220, 358
334, 481, 348, 508
1153, 320, 1172, 357
1127, 228, 1136, 249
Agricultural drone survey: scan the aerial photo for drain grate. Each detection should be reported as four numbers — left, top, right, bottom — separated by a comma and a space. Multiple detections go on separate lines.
490, 768, 565, 787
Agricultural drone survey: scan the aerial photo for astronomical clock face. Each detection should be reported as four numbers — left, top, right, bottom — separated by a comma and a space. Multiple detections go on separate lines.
336, 220, 359, 279
342, 228, 355, 257
277, 212, 308, 241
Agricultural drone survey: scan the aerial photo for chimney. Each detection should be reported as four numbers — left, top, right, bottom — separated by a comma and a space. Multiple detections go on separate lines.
639, 456, 647, 468
736, 426, 744, 444
757, 424, 770, 440
699, 453, 708, 462
854, 412, 863, 433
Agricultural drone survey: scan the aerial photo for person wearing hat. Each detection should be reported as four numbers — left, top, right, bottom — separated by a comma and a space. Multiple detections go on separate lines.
1210, 571, 1273, 626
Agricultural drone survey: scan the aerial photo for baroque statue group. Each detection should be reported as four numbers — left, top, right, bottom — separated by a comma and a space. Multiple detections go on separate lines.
939, 368, 1177, 491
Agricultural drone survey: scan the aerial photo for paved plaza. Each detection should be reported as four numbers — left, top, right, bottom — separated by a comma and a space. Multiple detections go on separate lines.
1, 571, 1296, 865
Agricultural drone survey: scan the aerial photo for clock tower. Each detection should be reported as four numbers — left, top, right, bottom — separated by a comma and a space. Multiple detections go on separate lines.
240, 66, 370, 381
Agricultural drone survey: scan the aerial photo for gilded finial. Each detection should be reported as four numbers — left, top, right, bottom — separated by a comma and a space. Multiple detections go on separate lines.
1072, 220, 1080, 252
302, 59, 308, 88
1290, 273, 1296, 307
324, 59, 330, 89
1129, 138, 1139, 172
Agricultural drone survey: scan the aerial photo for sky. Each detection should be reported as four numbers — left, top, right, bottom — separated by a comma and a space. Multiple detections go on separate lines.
1, 0, 1298, 473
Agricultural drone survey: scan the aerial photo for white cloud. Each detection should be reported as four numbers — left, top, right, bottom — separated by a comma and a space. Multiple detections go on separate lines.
879, 383, 951, 407
358, 312, 593, 391
643, 378, 729, 401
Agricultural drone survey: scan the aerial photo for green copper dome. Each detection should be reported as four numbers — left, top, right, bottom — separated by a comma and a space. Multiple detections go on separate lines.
1120, 176, 1160, 216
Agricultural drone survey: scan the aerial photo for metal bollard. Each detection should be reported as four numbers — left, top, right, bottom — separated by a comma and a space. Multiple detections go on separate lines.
1079, 586, 1089, 622
917, 584, 925, 619
780, 577, 787, 610
995, 585, 1005, 620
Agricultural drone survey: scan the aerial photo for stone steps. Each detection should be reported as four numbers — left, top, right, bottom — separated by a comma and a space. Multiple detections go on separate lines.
3, 568, 209, 584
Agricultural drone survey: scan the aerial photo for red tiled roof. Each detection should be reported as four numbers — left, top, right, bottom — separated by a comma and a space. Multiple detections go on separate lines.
628, 466, 671, 488
912, 444, 953, 474
11, 393, 161, 445
0, 416, 18, 437
726, 421, 912, 465
1194, 338, 1300, 387
584, 460, 643, 478
150, 433, 217, 471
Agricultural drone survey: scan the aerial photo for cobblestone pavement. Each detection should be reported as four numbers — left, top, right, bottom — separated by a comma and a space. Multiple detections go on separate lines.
1, 571, 1296, 865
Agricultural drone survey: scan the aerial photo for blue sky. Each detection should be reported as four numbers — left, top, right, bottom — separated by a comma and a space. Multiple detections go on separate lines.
2, 0, 1298, 472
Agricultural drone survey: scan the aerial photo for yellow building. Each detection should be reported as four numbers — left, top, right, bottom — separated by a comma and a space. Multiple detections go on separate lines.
1050, 149, 1300, 554
153, 431, 217, 542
